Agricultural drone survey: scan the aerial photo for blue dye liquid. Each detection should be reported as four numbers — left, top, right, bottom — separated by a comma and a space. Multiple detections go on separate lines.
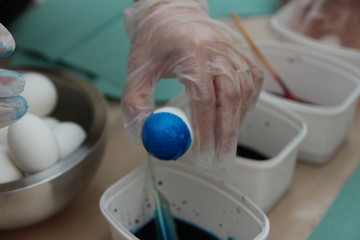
133, 217, 221, 240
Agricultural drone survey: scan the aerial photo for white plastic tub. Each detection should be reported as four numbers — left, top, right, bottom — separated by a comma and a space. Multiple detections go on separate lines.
256, 41, 360, 164
100, 161, 270, 240
271, 0, 360, 67
171, 96, 307, 212
211, 97, 306, 212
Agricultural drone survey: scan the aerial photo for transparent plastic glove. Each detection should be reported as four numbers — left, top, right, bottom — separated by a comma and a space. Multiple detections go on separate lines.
121, 0, 263, 170
295, 0, 360, 49
0, 23, 27, 129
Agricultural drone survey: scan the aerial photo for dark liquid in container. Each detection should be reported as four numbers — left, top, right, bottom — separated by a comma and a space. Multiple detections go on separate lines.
134, 217, 220, 240
236, 144, 269, 161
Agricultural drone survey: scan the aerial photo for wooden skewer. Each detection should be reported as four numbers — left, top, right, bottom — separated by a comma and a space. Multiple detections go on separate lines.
230, 12, 299, 102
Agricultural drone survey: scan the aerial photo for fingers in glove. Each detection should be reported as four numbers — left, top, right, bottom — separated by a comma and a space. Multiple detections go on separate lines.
339, 8, 360, 48
121, 50, 159, 144
214, 47, 263, 168
0, 23, 15, 57
298, 0, 342, 38
212, 55, 241, 170
176, 55, 216, 169
234, 50, 264, 110
0, 96, 28, 129
0, 69, 25, 97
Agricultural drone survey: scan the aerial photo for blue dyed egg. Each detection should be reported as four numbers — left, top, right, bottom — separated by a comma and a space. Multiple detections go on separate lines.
142, 107, 192, 160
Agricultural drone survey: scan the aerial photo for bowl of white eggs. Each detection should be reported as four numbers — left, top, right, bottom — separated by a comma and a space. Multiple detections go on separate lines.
0, 66, 108, 229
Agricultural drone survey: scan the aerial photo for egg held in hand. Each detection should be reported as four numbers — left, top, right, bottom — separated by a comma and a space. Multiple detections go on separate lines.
142, 107, 192, 160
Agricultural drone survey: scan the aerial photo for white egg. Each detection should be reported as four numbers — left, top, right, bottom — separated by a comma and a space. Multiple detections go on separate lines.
53, 122, 86, 159
0, 147, 23, 184
22, 72, 58, 116
42, 117, 60, 129
0, 126, 8, 146
8, 113, 59, 173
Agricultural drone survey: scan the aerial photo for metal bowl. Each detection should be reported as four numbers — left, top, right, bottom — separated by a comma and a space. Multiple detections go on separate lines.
0, 66, 108, 230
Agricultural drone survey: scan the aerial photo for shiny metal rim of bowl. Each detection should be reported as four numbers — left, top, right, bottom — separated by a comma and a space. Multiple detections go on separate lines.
0, 66, 108, 193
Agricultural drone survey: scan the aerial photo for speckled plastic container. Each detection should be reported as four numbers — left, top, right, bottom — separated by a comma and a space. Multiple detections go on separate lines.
256, 41, 360, 164
170, 95, 307, 212
100, 161, 269, 240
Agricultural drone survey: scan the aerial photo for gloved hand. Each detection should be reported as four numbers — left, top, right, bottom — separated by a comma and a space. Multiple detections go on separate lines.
0, 23, 27, 128
121, 0, 263, 170
295, 0, 360, 49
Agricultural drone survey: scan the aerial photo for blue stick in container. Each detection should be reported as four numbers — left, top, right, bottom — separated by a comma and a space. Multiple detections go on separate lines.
147, 156, 179, 240
142, 106, 193, 240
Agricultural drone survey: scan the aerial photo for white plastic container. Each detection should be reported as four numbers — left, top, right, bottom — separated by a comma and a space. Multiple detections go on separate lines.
100, 161, 270, 240
171, 96, 307, 212
211, 97, 306, 212
271, 0, 360, 67
256, 41, 360, 164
